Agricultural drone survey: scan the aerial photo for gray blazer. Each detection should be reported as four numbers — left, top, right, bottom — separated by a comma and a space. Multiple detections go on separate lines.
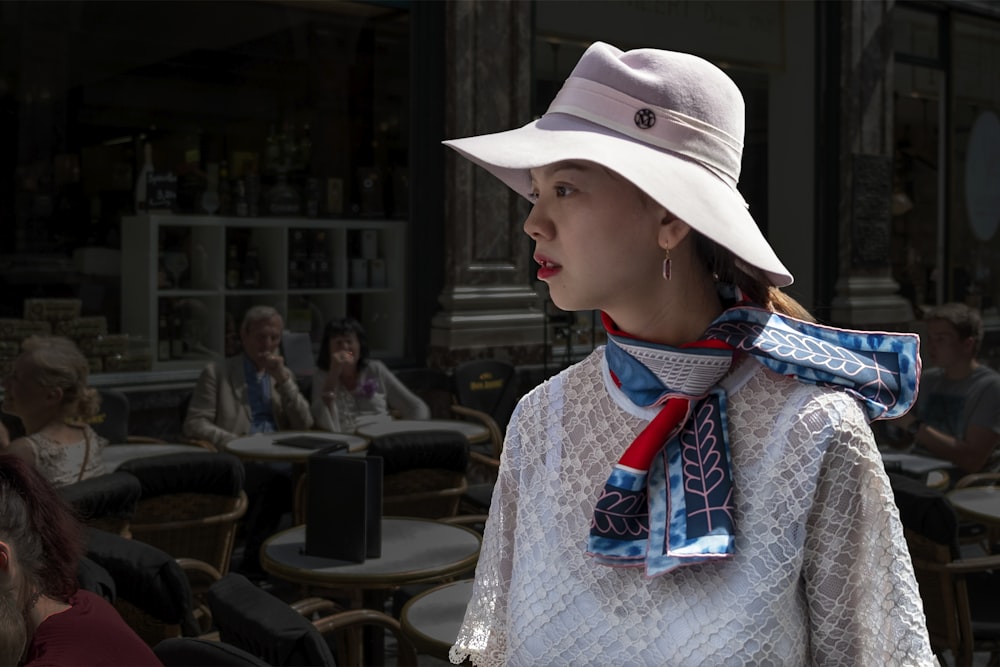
182, 355, 313, 448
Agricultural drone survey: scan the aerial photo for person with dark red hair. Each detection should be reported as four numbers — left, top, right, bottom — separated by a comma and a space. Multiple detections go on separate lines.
0, 454, 160, 666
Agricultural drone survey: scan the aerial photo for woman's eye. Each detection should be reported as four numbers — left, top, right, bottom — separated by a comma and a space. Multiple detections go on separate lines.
555, 184, 574, 197
527, 191, 539, 203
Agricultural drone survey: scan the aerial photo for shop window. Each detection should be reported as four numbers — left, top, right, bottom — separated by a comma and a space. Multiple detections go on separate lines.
0, 1, 410, 332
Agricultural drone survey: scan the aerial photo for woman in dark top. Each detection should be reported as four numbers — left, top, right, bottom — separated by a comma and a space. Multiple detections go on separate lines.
0, 454, 160, 666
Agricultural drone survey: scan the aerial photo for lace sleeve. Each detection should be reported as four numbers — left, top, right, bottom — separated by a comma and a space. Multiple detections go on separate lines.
449, 406, 521, 666
798, 395, 935, 665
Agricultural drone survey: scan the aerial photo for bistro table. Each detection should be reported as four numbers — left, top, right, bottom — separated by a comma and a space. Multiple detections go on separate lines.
355, 418, 490, 445
261, 517, 481, 664
102, 442, 210, 471
224, 430, 368, 463
400, 578, 473, 662
947, 485, 1000, 528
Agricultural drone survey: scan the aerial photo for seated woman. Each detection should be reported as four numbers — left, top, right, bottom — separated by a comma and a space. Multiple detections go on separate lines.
312, 317, 430, 432
0, 454, 159, 666
1, 336, 106, 485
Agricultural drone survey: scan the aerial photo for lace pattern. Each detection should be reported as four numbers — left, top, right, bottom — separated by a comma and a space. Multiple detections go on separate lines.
450, 350, 934, 666
24, 425, 107, 486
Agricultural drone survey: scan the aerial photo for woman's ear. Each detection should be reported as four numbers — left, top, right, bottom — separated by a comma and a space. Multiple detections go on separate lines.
0, 540, 12, 577
658, 216, 692, 250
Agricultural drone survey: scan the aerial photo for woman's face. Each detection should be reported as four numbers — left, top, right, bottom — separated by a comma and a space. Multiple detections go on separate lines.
525, 161, 665, 318
328, 332, 361, 363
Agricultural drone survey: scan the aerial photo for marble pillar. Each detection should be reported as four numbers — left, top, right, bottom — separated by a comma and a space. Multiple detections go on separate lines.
430, 0, 545, 367
830, 0, 914, 328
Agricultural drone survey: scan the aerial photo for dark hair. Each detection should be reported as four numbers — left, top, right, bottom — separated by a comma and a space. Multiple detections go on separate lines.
693, 232, 814, 322
0, 455, 84, 603
923, 301, 984, 354
316, 317, 370, 371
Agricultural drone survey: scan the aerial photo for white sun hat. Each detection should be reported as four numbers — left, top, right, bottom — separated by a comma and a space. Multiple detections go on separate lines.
443, 41, 793, 287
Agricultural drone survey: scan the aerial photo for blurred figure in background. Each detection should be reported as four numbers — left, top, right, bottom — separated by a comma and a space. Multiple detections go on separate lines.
182, 305, 311, 580
896, 302, 1000, 473
312, 316, 429, 432
0, 454, 159, 666
1, 336, 106, 485
183, 304, 312, 447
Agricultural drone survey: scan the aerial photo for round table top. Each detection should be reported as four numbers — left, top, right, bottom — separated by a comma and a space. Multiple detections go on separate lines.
400, 578, 473, 661
947, 486, 1000, 525
103, 443, 210, 471
355, 419, 489, 444
225, 431, 368, 462
261, 518, 481, 589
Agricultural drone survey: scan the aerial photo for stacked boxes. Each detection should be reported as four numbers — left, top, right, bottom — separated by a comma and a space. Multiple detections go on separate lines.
0, 299, 153, 374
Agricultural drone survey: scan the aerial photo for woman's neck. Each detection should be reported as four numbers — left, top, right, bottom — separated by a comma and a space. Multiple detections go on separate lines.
27, 594, 71, 635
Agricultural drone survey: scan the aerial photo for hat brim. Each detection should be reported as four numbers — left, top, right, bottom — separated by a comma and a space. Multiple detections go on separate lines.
444, 113, 793, 288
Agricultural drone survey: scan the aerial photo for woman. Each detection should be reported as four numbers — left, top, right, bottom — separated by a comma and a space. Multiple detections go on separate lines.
311, 317, 429, 432
2, 336, 106, 485
444, 43, 934, 665
0, 454, 160, 666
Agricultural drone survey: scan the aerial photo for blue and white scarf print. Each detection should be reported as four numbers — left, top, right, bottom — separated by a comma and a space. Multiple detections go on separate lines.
587, 301, 920, 577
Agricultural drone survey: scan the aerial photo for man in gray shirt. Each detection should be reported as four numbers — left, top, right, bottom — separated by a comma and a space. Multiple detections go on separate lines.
897, 302, 1000, 474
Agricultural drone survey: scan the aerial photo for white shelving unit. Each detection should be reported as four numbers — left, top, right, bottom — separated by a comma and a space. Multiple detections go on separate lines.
121, 215, 406, 371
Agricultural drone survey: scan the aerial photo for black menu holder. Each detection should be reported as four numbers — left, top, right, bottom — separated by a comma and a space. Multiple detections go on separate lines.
304, 446, 382, 562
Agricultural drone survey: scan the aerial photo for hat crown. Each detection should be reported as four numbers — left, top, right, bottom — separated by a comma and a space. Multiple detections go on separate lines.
553, 42, 746, 185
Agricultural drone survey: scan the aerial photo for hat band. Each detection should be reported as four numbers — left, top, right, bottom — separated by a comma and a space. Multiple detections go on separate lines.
546, 77, 743, 188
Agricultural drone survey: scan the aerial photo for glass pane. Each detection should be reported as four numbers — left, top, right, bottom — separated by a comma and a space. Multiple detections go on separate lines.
949, 16, 1000, 311
893, 6, 940, 61
892, 62, 944, 313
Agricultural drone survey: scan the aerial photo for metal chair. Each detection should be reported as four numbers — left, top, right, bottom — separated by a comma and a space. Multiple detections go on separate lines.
890, 473, 1000, 666
207, 573, 417, 667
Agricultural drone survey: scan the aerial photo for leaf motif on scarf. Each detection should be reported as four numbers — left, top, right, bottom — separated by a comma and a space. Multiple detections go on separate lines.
708, 320, 903, 419
591, 486, 649, 538
678, 397, 734, 536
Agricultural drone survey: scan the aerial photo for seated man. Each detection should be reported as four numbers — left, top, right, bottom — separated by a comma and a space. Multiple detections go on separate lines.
182, 305, 312, 578
183, 304, 312, 447
895, 302, 1000, 474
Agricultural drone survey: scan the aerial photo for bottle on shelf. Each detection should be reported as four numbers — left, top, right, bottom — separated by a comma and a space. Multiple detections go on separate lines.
226, 244, 242, 289
241, 245, 261, 288
134, 141, 154, 214
170, 303, 186, 359
157, 303, 171, 361
234, 179, 249, 217
201, 162, 221, 215
218, 161, 232, 216
267, 169, 301, 216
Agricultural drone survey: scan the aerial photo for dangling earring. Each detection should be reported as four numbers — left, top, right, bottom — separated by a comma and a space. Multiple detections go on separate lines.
662, 246, 672, 281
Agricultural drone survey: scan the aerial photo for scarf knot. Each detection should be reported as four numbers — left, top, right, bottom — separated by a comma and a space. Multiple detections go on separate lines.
588, 305, 920, 577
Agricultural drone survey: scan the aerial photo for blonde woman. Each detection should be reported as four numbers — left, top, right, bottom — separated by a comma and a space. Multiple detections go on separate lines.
1, 335, 106, 485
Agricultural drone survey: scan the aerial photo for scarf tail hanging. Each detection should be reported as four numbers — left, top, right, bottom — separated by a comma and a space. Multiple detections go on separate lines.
589, 304, 920, 578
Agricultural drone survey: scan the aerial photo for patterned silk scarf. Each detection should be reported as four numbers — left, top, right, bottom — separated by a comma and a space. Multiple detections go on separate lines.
587, 302, 920, 577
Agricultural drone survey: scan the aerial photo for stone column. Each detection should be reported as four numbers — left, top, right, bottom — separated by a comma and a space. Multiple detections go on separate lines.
830, 0, 914, 328
430, 0, 545, 367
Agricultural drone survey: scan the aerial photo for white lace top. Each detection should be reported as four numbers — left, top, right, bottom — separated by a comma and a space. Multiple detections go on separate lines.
450, 350, 935, 666
23, 424, 106, 486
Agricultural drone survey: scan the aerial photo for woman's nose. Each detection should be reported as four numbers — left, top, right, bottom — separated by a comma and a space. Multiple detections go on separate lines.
523, 203, 553, 241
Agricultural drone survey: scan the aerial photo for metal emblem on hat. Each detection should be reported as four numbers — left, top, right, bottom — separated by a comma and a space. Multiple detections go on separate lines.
634, 108, 656, 129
